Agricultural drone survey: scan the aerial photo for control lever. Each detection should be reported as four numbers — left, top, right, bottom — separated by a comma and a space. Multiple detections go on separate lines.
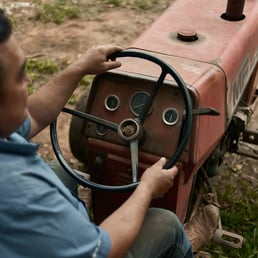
192, 107, 220, 116
183, 107, 220, 116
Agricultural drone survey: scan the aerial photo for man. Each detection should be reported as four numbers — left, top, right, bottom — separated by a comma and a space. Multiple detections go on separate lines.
0, 10, 193, 258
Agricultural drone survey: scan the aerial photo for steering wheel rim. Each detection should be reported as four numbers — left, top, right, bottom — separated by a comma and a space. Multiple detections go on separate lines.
50, 49, 193, 192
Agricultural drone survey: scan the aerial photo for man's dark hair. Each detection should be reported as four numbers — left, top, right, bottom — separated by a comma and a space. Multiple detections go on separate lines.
0, 9, 12, 88
0, 9, 12, 43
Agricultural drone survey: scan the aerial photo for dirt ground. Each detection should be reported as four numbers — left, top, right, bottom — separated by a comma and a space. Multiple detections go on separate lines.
3, 1, 258, 198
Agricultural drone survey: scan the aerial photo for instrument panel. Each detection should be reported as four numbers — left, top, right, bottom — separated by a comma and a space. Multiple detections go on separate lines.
84, 72, 186, 158
104, 91, 179, 126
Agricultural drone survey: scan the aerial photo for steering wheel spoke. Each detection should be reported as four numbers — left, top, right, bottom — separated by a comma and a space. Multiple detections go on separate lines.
130, 139, 139, 183
63, 107, 118, 131
138, 69, 167, 124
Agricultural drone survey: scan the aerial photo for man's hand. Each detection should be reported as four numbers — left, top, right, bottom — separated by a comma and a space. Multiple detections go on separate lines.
139, 157, 179, 199
101, 157, 179, 258
72, 44, 123, 76
27, 44, 123, 137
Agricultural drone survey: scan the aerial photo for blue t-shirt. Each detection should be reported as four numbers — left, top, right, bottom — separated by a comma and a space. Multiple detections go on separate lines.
0, 118, 111, 258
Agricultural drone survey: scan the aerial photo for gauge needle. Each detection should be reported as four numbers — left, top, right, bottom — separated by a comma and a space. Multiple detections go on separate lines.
169, 114, 174, 121
134, 103, 144, 108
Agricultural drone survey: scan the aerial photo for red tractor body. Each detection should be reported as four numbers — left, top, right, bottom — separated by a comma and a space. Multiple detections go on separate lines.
66, 0, 258, 250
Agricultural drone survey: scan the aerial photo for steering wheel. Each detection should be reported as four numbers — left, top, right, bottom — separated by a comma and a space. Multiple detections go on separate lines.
50, 49, 193, 192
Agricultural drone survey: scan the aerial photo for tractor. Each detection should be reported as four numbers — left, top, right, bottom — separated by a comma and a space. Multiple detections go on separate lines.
50, 0, 258, 256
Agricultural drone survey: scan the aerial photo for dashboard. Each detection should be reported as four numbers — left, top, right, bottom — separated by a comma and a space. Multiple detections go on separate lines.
83, 72, 187, 159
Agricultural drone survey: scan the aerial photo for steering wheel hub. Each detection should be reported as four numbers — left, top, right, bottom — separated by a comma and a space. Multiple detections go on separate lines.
118, 119, 142, 141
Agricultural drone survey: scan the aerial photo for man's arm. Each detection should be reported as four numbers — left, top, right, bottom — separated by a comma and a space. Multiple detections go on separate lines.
100, 157, 179, 258
27, 45, 122, 138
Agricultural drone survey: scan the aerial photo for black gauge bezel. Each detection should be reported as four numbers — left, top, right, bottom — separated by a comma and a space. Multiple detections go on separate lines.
162, 108, 179, 125
104, 94, 120, 111
130, 91, 151, 116
96, 124, 108, 135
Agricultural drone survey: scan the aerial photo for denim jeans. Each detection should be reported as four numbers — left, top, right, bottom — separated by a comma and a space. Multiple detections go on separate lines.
125, 208, 193, 258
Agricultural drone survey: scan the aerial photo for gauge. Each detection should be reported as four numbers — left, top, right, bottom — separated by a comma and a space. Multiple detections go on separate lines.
162, 108, 179, 125
130, 91, 151, 116
105, 95, 120, 111
96, 124, 108, 135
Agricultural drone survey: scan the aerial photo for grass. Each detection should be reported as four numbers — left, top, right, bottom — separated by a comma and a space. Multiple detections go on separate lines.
205, 154, 258, 257
33, 0, 80, 24
68, 75, 94, 105
99, 0, 159, 10
26, 58, 59, 93
32, 0, 170, 24
26, 57, 93, 103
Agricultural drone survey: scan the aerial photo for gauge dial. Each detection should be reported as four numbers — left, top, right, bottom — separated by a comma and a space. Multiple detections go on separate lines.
130, 91, 151, 116
105, 95, 120, 111
96, 124, 108, 135
162, 108, 179, 125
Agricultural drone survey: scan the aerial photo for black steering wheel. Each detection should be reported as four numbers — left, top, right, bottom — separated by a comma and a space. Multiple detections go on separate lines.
50, 49, 193, 192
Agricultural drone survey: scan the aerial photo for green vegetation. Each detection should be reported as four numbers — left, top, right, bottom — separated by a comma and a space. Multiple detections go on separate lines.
205, 155, 258, 257
28, 0, 171, 26
80, 75, 94, 88
26, 57, 93, 103
27, 58, 58, 74
99, 0, 159, 10
9, 16, 18, 27
34, 0, 80, 24
26, 58, 64, 94
68, 75, 93, 105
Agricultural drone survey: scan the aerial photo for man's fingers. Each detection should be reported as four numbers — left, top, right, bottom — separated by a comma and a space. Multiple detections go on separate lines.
153, 157, 166, 168
106, 59, 122, 67
167, 166, 179, 177
103, 45, 123, 60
